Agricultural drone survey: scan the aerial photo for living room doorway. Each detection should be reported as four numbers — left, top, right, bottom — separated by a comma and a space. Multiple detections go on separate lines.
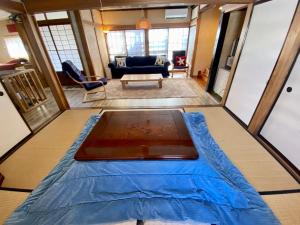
206, 7, 247, 102
34, 6, 220, 109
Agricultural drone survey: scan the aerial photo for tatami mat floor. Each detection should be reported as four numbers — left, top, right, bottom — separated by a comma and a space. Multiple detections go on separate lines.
184, 107, 300, 192
0, 191, 29, 224
0, 109, 101, 190
0, 107, 299, 224
263, 193, 300, 225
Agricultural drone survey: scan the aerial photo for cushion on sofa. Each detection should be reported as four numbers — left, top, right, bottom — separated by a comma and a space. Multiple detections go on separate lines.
115, 57, 127, 67
126, 56, 156, 67
155, 55, 167, 66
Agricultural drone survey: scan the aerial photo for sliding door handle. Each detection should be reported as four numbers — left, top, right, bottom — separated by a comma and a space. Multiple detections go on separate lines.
0, 91, 4, 96
286, 87, 292, 93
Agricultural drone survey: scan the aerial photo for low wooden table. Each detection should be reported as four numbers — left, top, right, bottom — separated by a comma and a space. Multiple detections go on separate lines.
120, 74, 163, 89
74, 110, 198, 161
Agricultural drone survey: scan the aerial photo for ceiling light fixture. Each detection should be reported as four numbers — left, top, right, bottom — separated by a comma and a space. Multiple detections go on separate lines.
98, 0, 110, 34
136, 8, 152, 30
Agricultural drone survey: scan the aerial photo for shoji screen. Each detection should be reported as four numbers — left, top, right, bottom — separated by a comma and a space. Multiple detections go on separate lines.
260, 54, 300, 170
225, 0, 298, 125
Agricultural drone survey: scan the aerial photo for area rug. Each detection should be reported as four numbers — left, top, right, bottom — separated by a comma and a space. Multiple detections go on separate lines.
104, 78, 200, 99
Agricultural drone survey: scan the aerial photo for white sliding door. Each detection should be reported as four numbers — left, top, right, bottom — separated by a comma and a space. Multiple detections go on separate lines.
225, 0, 298, 125
0, 82, 31, 157
260, 54, 300, 170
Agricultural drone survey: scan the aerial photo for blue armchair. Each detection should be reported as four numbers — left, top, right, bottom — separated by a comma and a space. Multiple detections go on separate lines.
62, 60, 107, 102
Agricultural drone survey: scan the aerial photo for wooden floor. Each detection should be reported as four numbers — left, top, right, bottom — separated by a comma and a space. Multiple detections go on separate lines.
64, 76, 219, 108
0, 107, 299, 225
22, 89, 60, 131
20, 76, 217, 132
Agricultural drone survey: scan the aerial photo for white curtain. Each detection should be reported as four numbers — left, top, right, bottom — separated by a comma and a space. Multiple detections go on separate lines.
4, 36, 29, 59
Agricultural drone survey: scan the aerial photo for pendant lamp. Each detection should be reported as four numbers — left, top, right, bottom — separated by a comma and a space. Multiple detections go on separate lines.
136, 9, 151, 30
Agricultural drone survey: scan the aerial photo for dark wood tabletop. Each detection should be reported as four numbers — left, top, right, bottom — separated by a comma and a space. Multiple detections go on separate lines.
74, 110, 198, 161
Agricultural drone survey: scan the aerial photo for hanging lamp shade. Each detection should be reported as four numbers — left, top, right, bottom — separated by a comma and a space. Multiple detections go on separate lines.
136, 18, 152, 30
98, 24, 110, 33
98, 0, 110, 33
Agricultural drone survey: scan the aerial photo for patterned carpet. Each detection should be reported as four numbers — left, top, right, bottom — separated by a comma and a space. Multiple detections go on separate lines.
104, 78, 201, 99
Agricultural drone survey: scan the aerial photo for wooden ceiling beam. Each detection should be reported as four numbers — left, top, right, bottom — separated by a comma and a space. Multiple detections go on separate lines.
0, 0, 26, 14
23, 0, 253, 14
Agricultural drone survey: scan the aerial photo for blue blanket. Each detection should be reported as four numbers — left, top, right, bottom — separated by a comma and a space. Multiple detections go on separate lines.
6, 112, 279, 225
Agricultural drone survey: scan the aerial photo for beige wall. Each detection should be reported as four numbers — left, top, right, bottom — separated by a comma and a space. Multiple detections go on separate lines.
80, 10, 105, 78
101, 8, 191, 26
191, 8, 221, 76
92, 10, 111, 78
0, 20, 18, 63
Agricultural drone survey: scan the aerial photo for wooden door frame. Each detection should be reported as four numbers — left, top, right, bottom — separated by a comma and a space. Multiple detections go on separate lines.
220, 3, 254, 105
206, 12, 230, 92
20, 14, 70, 110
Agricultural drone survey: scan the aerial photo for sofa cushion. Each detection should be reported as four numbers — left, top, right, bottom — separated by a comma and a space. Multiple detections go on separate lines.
84, 77, 108, 91
155, 55, 167, 66
126, 56, 156, 67
175, 56, 187, 67
126, 66, 165, 74
115, 57, 127, 68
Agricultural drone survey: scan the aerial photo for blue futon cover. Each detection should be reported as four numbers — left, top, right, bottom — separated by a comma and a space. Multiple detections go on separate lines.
6, 112, 279, 225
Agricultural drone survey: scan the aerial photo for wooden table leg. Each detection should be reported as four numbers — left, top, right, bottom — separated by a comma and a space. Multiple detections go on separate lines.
0, 173, 4, 186
121, 81, 126, 89
158, 80, 162, 88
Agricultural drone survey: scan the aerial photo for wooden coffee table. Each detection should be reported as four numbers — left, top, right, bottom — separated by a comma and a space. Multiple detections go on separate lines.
120, 74, 163, 89
74, 110, 198, 161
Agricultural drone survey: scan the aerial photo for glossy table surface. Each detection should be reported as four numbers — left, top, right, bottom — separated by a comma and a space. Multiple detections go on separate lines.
74, 110, 198, 160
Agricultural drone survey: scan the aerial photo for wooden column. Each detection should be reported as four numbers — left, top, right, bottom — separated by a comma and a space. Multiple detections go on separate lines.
71, 10, 105, 79
20, 14, 69, 110
248, 4, 300, 134
15, 22, 48, 87
221, 3, 253, 105
144, 9, 150, 56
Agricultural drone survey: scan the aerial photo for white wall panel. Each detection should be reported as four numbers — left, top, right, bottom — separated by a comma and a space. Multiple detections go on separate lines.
0, 82, 31, 157
225, 0, 298, 125
261, 54, 300, 170
187, 25, 196, 64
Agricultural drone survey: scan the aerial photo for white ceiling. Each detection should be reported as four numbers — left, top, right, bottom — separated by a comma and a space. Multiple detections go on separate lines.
0, 10, 10, 21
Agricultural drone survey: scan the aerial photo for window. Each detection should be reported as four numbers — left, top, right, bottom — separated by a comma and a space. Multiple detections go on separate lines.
4, 36, 29, 59
148, 29, 168, 56
125, 30, 145, 57
168, 28, 189, 60
106, 30, 145, 61
148, 28, 189, 60
45, 11, 68, 20
107, 28, 189, 61
106, 31, 127, 61
34, 11, 68, 21
39, 25, 83, 71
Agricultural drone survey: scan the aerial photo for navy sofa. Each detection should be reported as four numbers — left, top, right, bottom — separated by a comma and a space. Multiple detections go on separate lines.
108, 56, 170, 79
